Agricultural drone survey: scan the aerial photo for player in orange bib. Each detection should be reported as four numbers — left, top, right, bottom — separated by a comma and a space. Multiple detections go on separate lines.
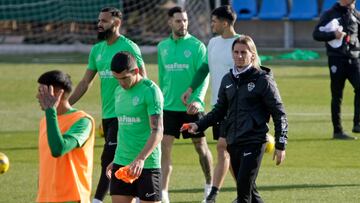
36, 70, 95, 203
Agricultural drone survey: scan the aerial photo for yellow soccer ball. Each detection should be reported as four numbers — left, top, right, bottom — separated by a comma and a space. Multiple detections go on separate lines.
0, 152, 10, 174
98, 123, 104, 137
265, 134, 275, 153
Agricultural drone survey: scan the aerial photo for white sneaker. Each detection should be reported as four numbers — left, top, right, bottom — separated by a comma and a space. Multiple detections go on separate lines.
162, 190, 170, 203
92, 199, 103, 203
204, 184, 212, 200
135, 197, 140, 203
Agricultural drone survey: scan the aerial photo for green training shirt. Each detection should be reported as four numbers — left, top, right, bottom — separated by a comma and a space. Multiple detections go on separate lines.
157, 33, 209, 111
114, 78, 163, 169
88, 35, 144, 119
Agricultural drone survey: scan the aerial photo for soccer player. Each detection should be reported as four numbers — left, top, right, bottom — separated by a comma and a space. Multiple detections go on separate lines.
36, 70, 95, 203
68, 7, 146, 203
107, 51, 163, 203
157, 6, 213, 203
182, 35, 288, 203
181, 5, 240, 202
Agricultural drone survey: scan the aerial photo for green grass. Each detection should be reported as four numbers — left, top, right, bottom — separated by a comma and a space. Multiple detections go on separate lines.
1, 56, 360, 203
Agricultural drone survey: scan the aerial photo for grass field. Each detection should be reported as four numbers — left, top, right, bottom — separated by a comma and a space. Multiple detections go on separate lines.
1, 53, 360, 203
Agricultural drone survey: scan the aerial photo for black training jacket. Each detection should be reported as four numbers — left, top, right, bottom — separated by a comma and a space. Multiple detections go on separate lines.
313, 2, 360, 58
196, 66, 288, 150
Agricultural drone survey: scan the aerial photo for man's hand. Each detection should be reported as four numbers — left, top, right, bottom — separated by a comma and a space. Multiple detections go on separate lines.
128, 159, 144, 178
273, 149, 286, 165
37, 84, 63, 110
180, 123, 198, 134
186, 101, 201, 115
334, 30, 346, 39
106, 162, 114, 179
181, 88, 193, 105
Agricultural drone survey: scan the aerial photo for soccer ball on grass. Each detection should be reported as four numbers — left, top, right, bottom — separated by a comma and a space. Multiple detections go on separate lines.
0, 152, 10, 174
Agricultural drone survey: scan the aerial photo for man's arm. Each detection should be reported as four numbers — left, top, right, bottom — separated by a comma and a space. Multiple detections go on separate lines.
45, 108, 92, 157
68, 69, 97, 105
313, 11, 344, 42
182, 63, 209, 105
128, 114, 163, 177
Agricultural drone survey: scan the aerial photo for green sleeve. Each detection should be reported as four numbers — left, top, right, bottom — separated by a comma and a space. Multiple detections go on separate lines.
190, 62, 209, 90
189, 44, 209, 108
157, 47, 164, 89
45, 108, 92, 157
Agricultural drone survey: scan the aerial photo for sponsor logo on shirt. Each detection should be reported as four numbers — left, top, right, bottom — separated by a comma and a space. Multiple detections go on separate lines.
165, 63, 189, 71
99, 70, 114, 79
118, 115, 141, 125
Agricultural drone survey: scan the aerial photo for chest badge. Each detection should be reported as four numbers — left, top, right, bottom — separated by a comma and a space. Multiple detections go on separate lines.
132, 96, 139, 106
184, 50, 191, 58
247, 82, 255, 92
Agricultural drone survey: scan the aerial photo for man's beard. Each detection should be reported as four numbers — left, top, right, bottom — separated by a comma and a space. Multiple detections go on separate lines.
97, 25, 115, 41
174, 29, 187, 38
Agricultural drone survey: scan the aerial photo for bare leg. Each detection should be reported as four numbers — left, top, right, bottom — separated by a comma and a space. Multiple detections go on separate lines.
161, 135, 175, 192
191, 137, 213, 184
112, 195, 136, 203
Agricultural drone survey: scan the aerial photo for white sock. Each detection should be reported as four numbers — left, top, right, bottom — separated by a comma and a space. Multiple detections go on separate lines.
92, 199, 103, 203
162, 190, 170, 203
135, 197, 140, 203
204, 183, 212, 198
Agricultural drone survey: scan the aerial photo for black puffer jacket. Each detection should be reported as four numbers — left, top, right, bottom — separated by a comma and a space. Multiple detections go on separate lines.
196, 66, 288, 150
313, 2, 360, 58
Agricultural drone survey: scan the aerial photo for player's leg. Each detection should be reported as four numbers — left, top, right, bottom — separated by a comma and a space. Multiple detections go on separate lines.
161, 134, 175, 201
112, 195, 136, 203
137, 168, 162, 203
191, 136, 213, 198
206, 137, 230, 202
328, 57, 348, 137
347, 59, 360, 134
161, 110, 179, 203
183, 112, 213, 199
110, 164, 137, 203
227, 143, 265, 203
93, 118, 118, 202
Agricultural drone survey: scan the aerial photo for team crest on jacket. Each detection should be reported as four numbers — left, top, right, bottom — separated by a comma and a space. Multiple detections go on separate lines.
132, 96, 139, 106
184, 50, 191, 58
247, 82, 255, 92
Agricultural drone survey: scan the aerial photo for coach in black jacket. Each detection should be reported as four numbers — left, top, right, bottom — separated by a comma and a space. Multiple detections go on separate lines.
313, 0, 360, 139
182, 36, 288, 203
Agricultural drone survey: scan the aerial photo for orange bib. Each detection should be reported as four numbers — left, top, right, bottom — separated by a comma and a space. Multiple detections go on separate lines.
36, 110, 95, 203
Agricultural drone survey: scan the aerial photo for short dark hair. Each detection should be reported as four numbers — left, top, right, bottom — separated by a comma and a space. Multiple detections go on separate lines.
211, 5, 236, 26
111, 51, 137, 73
37, 70, 72, 93
101, 7, 122, 19
168, 6, 186, 17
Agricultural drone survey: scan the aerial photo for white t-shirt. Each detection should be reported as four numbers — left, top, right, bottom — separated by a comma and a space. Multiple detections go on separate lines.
208, 35, 239, 105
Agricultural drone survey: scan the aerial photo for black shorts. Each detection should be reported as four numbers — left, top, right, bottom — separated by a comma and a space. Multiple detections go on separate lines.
101, 118, 118, 167
110, 164, 162, 201
163, 110, 205, 139
212, 120, 227, 140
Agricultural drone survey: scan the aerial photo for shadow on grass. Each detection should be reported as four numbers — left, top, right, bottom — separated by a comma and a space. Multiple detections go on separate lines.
170, 183, 360, 194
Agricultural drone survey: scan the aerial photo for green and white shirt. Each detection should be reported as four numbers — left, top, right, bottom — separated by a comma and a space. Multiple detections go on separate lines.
114, 78, 163, 169
88, 35, 144, 119
157, 33, 209, 111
